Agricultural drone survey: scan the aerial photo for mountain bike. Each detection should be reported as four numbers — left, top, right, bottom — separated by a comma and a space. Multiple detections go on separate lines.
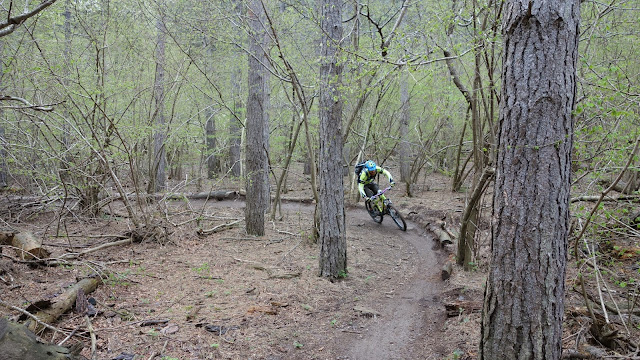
365, 186, 407, 231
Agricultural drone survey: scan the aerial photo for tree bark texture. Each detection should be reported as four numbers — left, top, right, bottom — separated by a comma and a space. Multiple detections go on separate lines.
245, 0, 269, 236
480, 2, 579, 360
317, 0, 347, 278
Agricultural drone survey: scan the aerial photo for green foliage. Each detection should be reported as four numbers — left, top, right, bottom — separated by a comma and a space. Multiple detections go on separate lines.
445, 349, 465, 360
192, 263, 210, 274
105, 271, 131, 287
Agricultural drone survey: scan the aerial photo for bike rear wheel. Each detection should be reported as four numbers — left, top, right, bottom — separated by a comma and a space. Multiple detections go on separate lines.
365, 200, 383, 223
387, 205, 406, 231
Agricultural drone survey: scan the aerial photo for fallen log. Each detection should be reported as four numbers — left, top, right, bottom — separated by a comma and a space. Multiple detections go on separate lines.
165, 190, 239, 201
444, 300, 482, 317
0, 317, 87, 360
570, 194, 640, 203
441, 261, 454, 281
561, 349, 592, 359
23, 277, 101, 333
428, 221, 454, 248
197, 219, 242, 236
58, 238, 135, 260
0, 231, 50, 260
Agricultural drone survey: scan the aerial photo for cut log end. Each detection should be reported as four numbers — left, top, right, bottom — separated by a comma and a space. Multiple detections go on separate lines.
442, 261, 454, 281
5, 232, 50, 260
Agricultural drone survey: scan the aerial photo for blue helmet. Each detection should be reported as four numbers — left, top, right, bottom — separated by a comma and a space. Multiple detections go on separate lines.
365, 160, 377, 176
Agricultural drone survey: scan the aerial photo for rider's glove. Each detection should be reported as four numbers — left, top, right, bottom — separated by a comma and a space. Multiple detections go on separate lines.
390, 179, 395, 187
360, 191, 367, 199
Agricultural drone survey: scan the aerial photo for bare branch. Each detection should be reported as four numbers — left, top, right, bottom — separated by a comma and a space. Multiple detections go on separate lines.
381, 0, 410, 56
0, 95, 58, 111
0, 0, 58, 38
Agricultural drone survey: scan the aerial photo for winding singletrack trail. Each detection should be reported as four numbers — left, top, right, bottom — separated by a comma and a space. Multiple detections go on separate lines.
205, 198, 450, 359
337, 207, 449, 359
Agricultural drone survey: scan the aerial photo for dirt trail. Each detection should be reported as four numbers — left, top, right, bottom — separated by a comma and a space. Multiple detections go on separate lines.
237, 199, 450, 359
336, 207, 448, 360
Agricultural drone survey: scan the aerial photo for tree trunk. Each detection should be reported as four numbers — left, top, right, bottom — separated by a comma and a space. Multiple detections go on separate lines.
480, 1, 579, 359
230, 65, 243, 178
443, 47, 482, 269
245, 0, 269, 236
60, 0, 72, 182
271, 116, 303, 221
228, 0, 244, 179
205, 98, 219, 179
399, 66, 411, 183
461, 0, 487, 270
152, 3, 167, 193
262, 36, 271, 213
317, 0, 347, 279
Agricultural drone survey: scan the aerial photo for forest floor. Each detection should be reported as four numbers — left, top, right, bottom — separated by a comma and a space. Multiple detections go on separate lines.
1, 171, 637, 359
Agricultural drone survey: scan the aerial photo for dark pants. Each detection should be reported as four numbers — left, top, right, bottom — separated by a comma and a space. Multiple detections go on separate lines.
363, 183, 380, 198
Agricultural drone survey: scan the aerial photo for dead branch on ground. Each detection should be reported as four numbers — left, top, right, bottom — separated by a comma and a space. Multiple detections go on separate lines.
21, 277, 102, 333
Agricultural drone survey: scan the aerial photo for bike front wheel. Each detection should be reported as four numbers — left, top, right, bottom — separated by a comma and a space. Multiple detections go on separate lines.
365, 200, 383, 223
387, 205, 406, 231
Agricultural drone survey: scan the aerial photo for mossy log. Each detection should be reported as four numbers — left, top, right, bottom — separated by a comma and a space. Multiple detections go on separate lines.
0, 317, 87, 360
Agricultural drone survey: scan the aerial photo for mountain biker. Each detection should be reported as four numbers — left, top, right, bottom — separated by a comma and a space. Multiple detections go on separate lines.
358, 160, 395, 205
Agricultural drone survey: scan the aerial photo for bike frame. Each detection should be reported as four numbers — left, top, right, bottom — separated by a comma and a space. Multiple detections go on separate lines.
369, 186, 392, 212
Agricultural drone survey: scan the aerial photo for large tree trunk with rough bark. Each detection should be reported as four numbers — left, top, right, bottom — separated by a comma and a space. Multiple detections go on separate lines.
480, 1, 579, 359
317, 0, 347, 279
244, 0, 269, 236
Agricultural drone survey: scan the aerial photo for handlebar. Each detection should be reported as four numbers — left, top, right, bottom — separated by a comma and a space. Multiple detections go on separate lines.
369, 186, 392, 200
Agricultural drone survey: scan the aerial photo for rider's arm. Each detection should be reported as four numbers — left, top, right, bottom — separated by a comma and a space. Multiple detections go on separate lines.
358, 171, 367, 197
379, 167, 394, 184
